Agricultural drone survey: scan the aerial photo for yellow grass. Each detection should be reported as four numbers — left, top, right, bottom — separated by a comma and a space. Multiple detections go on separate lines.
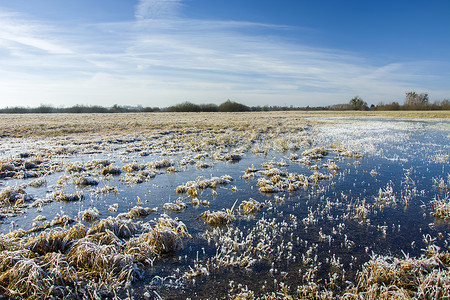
1, 111, 447, 138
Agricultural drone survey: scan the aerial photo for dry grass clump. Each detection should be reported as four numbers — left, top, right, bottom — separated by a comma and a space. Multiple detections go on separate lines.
176, 175, 233, 196
87, 229, 124, 247
257, 168, 312, 193
99, 164, 122, 175
257, 178, 280, 193
302, 147, 327, 159
120, 170, 156, 184
166, 166, 177, 173
213, 150, 243, 162
67, 240, 137, 285
95, 185, 119, 196
346, 246, 450, 299
156, 214, 192, 239
0, 257, 54, 299
376, 182, 397, 207
0, 212, 192, 298
84, 159, 111, 170
260, 161, 330, 192
190, 197, 210, 206
0, 238, 81, 298
126, 229, 182, 256
124, 214, 191, 264
122, 162, 146, 172
67, 240, 118, 270
28, 177, 47, 188
25, 225, 87, 255
244, 164, 258, 175
0, 186, 30, 206
326, 161, 340, 172
79, 207, 100, 222
223, 153, 242, 161
49, 214, 75, 228
296, 282, 333, 300
0, 249, 35, 271
148, 158, 174, 169
432, 195, 450, 220
0, 161, 15, 172
53, 190, 83, 202
199, 201, 237, 227
195, 161, 210, 169
0, 234, 21, 252
308, 172, 330, 184
336, 148, 363, 158
163, 200, 188, 212
433, 175, 449, 191
65, 162, 86, 173
38, 252, 77, 286
74, 175, 99, 186
87, 216, 138, 238
117, 206, 157, 219
199, 210, 236, 227
238, 198, 264, 216
354, 199, 369, 221
260, 167, 287, 177
0, 162, 16, 179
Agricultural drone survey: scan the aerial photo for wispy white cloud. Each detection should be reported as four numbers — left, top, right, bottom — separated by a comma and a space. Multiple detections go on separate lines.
0, 2, 448, 108
0, 11, 73, 55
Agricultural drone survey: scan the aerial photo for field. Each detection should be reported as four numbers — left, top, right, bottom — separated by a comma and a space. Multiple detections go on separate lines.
0, 111, 449, 299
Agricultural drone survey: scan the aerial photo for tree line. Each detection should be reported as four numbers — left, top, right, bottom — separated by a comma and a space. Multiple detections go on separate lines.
374, 92, 450, 111
330, 92, 449, 111
0, 104, 160, 114
0, 100, 285, 114
1, 92, 449, 114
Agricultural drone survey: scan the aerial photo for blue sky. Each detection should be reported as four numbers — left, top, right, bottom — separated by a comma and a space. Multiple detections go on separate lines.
0, 0, 449, 108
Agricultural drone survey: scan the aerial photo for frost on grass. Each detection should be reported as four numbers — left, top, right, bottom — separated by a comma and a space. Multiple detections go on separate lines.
0, 213, 191, 299
0, 186, 31, 206
432, 195, 450, 221
117, 206, 157, 219
163, 200, 188, 212
53, 190, 83, 202
0, 112, 448, 299
346, 245, 450, 299
176, 175, 233, 197
79, 207, 100, 222
199, 200, 238, 227
238, 198, 264, 216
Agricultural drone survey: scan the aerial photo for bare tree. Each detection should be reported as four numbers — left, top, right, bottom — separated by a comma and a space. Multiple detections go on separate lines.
405, 92, 429, 106
349, 96, 368, 110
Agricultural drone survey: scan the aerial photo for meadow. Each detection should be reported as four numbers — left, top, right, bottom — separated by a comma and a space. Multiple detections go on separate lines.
0, 111, 449, 299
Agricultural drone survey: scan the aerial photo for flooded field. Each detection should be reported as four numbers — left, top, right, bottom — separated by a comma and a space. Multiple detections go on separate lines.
0, 112, 449, 299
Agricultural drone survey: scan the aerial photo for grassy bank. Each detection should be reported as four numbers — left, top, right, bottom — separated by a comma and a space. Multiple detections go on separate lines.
0, 111, 448, 138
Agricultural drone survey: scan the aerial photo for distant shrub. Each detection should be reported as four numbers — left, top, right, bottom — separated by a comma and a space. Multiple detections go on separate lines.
218, 100, 250, 112
199, 103, 219, 112
141, 106, 160, 112
35, 105, 55, 113
0, 107, 31, 114
166, 102, 219, 112
349, 96, 369, 111
166, 102, 201, 112
64, 105, 109, 113
374, 102, 400, 111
